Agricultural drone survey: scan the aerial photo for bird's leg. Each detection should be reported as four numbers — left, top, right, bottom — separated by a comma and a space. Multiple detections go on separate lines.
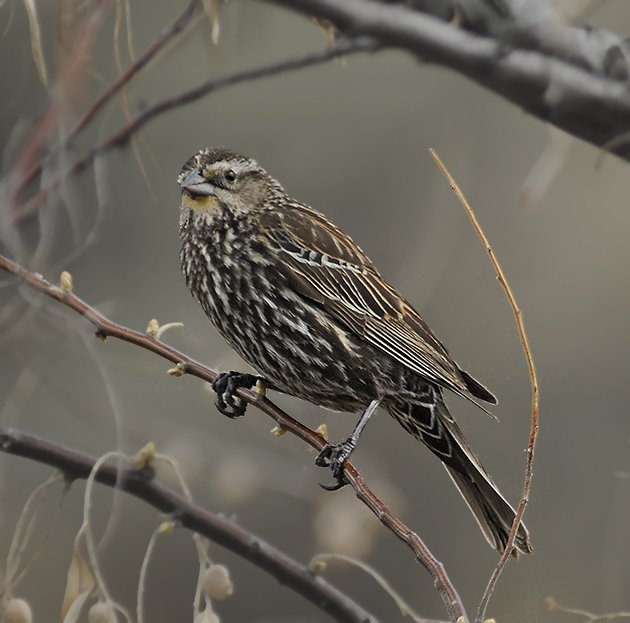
316, 399, 381, 491
212, 372, 266, 418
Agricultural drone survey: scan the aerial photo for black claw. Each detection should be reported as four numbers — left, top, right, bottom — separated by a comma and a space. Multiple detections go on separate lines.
315, 439, 355, 491
319, 479, 347, 492
211, 372, 263, 419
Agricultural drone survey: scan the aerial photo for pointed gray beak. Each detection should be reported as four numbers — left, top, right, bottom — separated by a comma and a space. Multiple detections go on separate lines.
180, 169, 217, 197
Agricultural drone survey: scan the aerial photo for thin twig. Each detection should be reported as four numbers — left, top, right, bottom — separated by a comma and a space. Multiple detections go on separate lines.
429, 149, 539, 623
137, 523, 166, 623
0, 253, 468, 623
17, 41, 377, 223
1, 472, 63, 601
546, 596, 630, 622
74, 0, 198, 140
13, 0, 201, 201
311, 553, 437, 623
112, 0, 156, 201
0, 427, 378, 623
5, 0, 114, 216
74, 450, 134, 623
6, 481, 70, 595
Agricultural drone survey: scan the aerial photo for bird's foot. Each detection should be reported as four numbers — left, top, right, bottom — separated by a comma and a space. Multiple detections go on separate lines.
315, 438, 356, 491
212, 372, 264, 418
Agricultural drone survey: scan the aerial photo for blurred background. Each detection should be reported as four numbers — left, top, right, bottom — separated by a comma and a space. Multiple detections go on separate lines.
1, 1, 630, 621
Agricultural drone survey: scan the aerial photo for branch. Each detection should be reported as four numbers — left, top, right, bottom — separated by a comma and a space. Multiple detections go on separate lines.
6, 0, 113, 217
0, 427, 377, 623
17, 41, 376, 223
429, 150, 539, 622
0, 254, 468, 623
399, 0, 630, 80
13, 0, 202, 201
266, 0, 630, 162
546, 596, 630, 622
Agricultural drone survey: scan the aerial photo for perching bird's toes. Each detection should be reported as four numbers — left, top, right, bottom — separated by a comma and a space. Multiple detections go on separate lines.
211, 372, 263, 418
315, 439, 356, 491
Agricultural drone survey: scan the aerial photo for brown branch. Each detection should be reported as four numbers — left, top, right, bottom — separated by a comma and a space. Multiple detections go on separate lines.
13, 0, 202, 201
17, 41, 377, 224
0, 427, 377, 623
429, 150, 539, 623
0, 253, 468, 623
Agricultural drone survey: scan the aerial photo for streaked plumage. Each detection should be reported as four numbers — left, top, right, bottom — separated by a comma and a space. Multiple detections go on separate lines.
178, 147, 532, 556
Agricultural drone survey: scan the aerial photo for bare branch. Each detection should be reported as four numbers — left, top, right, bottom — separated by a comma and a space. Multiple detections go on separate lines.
13, 0, 202, 201
0, 427, 377, 623
266, 0, 630, 162
429, 150, 539, 622
6, 0, 113, 215
17, 41, 376, 223
0, 254, 468, 622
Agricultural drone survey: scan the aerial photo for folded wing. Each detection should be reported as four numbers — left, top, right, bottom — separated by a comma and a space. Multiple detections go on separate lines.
259, 205, 497, 407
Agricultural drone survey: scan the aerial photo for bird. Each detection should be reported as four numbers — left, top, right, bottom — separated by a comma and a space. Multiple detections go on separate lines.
178, 147, 532, 557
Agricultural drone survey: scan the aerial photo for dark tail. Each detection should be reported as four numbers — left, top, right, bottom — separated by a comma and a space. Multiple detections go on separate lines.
386, 388, 532, 557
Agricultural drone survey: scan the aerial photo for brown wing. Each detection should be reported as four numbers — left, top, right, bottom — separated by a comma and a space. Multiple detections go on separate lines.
259, 205, 497, 406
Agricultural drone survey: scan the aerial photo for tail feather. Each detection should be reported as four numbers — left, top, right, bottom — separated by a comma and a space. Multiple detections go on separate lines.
445, 464, 531, 557
386, 388, 532, 556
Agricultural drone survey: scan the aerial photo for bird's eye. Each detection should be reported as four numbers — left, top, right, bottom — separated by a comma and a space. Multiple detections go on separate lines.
225, 170, 236, 182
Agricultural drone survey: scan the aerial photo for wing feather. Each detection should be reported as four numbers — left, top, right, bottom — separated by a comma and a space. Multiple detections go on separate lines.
259, 205, 496, 405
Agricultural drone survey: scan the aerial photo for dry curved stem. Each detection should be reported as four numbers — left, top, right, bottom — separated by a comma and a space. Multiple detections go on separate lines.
311, 553, 436, 623
429, 150, 539, 623
0, 254, 466, 622
137, 522, 175, 623
1, 471, 65, 601
0, 427, 378, 623
22, 0, 48, 85
5, 480, 70, 595
74, 450, 134, 623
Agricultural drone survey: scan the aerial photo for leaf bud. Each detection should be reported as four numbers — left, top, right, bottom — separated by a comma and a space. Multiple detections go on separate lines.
60, 271, 73, 293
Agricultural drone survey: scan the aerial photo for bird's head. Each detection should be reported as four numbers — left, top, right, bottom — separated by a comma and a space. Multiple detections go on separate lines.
178, 148, 282, 225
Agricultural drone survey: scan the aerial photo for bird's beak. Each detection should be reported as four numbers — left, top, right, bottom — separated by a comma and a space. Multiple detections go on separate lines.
180, 169, 217, 197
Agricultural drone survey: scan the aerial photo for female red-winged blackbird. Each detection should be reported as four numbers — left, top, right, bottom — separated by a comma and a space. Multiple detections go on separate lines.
178, 147, 531, 556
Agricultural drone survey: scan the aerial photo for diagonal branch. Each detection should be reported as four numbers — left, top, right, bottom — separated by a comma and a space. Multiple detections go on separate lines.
17, 41, 377, 223
266, 0, 630, 162
0, 253, 468, 622
0, 427, 377, 623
